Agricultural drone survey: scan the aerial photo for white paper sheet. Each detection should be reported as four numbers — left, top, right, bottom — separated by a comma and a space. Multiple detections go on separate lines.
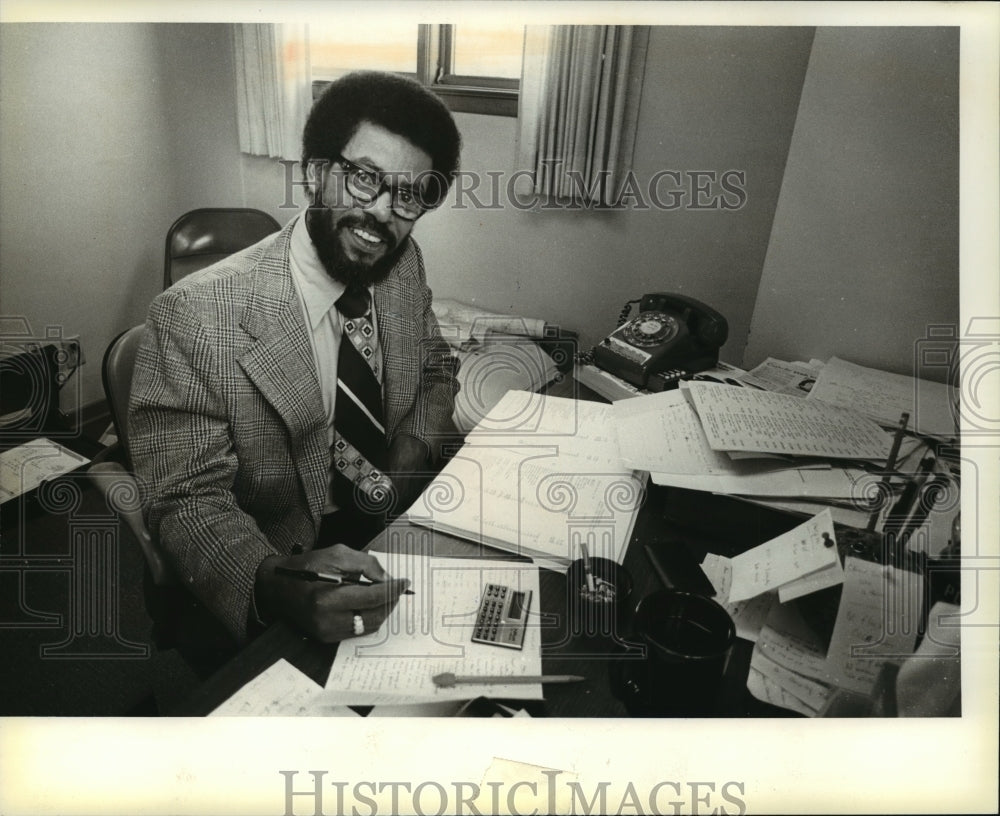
778, 558, 845, 603
822, 557, 924, 695
407, 392, 643, 568
323, 555, 543, 704
749, 650, 833, 714
754, 602, 832, 684
615, 390, 872, 498
728, 510, 842, 602
737, 357, 823, 397
211, 659, 359, 717
0, 437, 90, 503
746, 666, 820, 717
807, 356, 957, 438
684, 381, 891, 461
699, 553, 776, 642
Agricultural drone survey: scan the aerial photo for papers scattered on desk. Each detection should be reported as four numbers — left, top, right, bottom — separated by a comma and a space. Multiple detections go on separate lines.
699, 553, 776, 642
615, 390, 877, 498
210, 659, 359, 717
323, 555, 543, 705
807, 356, 956, 439
406, 392, 644, 571
747, 556, 924, 716
684, 381, 891, 461
736, 357, 822, 396
727, 510, 843, 603
0, 437, 90, 504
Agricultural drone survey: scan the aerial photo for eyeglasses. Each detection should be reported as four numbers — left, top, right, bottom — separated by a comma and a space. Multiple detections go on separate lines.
333, 154, 432, 221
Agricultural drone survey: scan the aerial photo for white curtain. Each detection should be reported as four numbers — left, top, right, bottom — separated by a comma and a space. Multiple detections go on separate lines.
234, 23, 311, 160
516, 25, 650, 206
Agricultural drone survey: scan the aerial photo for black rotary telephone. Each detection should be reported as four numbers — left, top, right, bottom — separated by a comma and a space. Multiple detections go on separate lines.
591, 293, 729, 392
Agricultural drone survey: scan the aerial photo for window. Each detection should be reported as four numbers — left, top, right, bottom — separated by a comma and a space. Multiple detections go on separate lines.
310, 24, 522, 116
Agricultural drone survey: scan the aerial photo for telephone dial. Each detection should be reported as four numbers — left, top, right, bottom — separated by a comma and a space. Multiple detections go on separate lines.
591, 293, 729, 392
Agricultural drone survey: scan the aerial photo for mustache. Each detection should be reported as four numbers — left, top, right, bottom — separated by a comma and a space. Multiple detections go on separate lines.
315, 205, 395, 247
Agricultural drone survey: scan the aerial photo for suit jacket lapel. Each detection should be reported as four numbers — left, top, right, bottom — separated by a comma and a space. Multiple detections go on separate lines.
238, 221, 329, 524
374, 261, 416, 441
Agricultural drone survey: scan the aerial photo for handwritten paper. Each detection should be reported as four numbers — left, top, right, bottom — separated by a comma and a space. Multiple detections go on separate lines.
323, 555, 543, 705
749, 650, 833, 715
211, 659, 359, 717
684, 381, 891, 461
615, 390, 871, 498
728, 510, 842, 603
700, 553, 776, 642
747, 666, 823, 717
823, 557, 923, 695
407, 393, 643, 569
754, 602, 831, 685
808, 356, 957, 438
0, 438, 90, 503
778, 558, 845, 603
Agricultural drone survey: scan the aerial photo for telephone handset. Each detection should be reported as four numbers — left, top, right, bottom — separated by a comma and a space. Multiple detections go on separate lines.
592, 293, 728, 392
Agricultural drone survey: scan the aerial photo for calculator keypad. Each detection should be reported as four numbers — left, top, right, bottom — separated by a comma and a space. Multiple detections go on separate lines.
472, 583, 529, 650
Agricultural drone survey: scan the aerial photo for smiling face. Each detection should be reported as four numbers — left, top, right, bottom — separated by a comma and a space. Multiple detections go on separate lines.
306, 120, 433, 289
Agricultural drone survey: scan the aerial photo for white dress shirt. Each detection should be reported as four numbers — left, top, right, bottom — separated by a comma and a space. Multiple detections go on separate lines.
287, 213, 382, 511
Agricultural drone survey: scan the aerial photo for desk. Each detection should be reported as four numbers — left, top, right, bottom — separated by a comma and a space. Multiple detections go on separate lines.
172, 483, 815, 717
172, 375, 949, 718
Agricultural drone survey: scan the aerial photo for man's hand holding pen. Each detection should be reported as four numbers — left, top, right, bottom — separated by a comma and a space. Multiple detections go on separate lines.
254, 543, 412, 643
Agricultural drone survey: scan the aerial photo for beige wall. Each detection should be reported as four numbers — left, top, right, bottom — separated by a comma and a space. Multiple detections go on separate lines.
744, 27, 959, 380
0, 24, 958, 410
0, 23, 243, 408
0, 24, 175, 408
396, 27, 816, 359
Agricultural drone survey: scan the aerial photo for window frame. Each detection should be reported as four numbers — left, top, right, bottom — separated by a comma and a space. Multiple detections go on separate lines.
311, 24, 520, 117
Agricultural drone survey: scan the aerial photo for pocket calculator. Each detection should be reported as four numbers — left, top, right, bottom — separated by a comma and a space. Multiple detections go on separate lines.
472, 583, 532, 650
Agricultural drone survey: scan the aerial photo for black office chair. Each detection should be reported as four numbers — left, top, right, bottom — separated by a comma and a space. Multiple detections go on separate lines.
89, 326, 171, 586
164, 208, 280, 289
89, 327, 237, 670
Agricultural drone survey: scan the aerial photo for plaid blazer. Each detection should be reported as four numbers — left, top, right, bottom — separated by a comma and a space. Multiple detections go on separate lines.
129, 217, 458, 641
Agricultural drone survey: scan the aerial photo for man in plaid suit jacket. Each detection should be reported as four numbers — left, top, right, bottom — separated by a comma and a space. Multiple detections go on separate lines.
130, 73, 462, 645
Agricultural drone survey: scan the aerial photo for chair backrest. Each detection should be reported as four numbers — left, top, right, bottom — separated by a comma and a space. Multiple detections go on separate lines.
102, 325, 146, 467
164, 207, 280, 289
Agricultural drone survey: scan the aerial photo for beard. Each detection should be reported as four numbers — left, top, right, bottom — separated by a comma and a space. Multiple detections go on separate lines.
305, 205, 407, 289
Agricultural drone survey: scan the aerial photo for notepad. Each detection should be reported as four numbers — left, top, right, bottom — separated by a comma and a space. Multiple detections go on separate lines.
323, 554, 543, 705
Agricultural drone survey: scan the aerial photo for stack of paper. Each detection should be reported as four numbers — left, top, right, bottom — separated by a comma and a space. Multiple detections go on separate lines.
614, 386, 891, 513
748, 556, 924, 717
807, 356, 956, 439
406, 391, 646, 571
614, 356, 957, 534
323, 554, 544, 705
698, 510, 925, 717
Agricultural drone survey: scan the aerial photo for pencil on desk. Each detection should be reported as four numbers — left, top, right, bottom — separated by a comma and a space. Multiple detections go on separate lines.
274, 566, 415, 595
580, 542, 597, 592
867, 411, 909, 531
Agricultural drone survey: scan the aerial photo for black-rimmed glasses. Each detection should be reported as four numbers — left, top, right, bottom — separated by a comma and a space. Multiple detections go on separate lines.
332, 154, 435, 221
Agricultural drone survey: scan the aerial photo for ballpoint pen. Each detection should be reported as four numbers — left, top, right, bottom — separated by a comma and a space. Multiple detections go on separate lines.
274, 566, 415, 594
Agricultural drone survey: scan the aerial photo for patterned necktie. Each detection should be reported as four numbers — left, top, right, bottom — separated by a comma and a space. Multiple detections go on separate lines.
331, 286, 393, 513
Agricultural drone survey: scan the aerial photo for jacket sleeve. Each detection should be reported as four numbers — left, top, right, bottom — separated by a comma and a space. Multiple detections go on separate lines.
129, 289, 277, 643
393, 242, 460, 461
